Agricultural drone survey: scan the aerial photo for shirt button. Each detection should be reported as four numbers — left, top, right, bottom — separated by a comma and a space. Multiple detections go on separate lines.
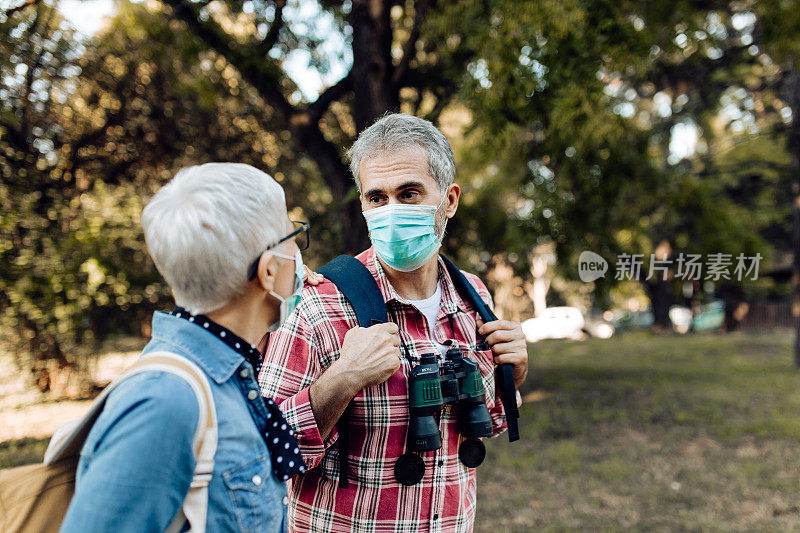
247, 390, 258, 400
438, 460, 444, 466
282, 496, 289, 506
239, 368, 250, 378
433, 514, 439, 520
252, 474, 262, 486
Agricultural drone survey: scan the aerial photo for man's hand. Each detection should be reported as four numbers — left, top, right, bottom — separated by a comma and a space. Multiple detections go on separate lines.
310, 323, 401, 440
336, 323, 402, 391
303, 265, 325, 285
477, 319, 529, 389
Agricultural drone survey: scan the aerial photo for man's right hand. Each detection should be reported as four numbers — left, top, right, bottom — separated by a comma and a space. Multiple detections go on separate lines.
309, 322, 401, 441
336, 323, 402, 391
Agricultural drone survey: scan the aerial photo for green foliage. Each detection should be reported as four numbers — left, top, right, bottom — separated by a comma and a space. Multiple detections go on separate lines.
440, 0, 795, 315
1, 0, 798, 381
0, 1, 338, 388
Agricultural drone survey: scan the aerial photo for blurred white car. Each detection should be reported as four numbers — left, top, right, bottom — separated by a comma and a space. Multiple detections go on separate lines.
584, 319, 615, 339
669, 306, 692, 334
521, 307, 585, 342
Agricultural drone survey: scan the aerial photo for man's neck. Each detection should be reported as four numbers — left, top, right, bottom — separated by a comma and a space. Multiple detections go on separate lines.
380, 255, 439, 300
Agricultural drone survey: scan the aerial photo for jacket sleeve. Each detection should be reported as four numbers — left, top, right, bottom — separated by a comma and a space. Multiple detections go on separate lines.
464, 272, 509, 438
60, 371, 199, 533
258, 296, 337, 470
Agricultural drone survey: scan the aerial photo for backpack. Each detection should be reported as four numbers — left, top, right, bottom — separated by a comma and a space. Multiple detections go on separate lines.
317, 254, 520, 488
0, 351, 218, 533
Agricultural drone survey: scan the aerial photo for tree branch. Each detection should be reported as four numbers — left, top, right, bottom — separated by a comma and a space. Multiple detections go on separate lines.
165, 0, 356, 219
391, 0, 431, 89
165, 0, 294, 121
258, 0, 286, 56
306, 71, 352, 121
4, 0, 41, 17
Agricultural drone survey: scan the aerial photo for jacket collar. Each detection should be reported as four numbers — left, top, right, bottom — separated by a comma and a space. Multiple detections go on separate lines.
147, 311, 246, 384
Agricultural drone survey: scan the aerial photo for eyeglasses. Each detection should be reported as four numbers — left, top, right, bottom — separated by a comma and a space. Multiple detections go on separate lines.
247, 220, 310, 281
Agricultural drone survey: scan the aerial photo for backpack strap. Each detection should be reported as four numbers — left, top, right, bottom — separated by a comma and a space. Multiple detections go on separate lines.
440, 255, 521, 442
44, 351, 218, 532
317, 255, 388, 488
318, 254, 388, 327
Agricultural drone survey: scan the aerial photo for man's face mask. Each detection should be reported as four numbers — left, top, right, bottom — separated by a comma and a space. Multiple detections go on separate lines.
363, 194, 446, 272
267, 249, 303, 332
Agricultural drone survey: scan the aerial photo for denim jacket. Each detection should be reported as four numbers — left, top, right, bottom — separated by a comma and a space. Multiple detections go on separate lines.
60, 311, 287, 533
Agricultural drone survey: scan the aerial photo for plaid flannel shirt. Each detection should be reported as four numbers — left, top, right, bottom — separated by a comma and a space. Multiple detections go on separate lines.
258, 248, 507, 533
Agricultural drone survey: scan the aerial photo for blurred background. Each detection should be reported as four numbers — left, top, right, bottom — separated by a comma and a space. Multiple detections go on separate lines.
1, 0, 799, 529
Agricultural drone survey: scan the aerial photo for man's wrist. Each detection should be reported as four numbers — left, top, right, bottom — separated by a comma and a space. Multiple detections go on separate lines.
326, 359, 363, 398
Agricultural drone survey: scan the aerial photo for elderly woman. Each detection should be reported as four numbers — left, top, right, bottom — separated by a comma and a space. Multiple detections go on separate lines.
60, 163, 314, 532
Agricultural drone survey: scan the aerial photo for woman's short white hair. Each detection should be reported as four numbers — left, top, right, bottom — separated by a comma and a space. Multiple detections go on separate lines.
347, 113, 456, 193
142, 163, 287, 315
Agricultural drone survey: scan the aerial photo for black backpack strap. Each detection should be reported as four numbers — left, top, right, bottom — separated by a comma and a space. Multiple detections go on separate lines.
317, 255, 388, 488
318, 255, 388, 327
440, 255, 521, 442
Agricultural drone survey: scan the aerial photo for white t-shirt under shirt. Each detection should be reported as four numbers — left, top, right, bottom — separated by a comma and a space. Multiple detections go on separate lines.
402, 281, 524, 407
401, 281, 449, 356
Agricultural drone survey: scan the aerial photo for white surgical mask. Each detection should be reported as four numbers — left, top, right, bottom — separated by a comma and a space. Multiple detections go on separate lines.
267, 249, 303, 331
363, 195, 447, 272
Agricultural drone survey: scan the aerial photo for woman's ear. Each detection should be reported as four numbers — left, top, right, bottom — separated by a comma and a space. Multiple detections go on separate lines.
254, 252, 277, 293
445, 183, 460, 219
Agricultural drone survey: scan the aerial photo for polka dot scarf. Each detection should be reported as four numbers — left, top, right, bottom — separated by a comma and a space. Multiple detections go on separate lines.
171, 307, 305, 481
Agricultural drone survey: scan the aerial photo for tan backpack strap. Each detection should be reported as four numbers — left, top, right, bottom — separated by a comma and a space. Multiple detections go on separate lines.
44, 351, 218, 533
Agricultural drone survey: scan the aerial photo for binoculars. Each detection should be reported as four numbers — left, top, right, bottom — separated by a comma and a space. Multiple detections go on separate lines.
395, 347, 493, 486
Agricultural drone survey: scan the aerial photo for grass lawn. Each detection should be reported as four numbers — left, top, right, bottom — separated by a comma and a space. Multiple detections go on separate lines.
3, 331, 798, 531
476, 330, 800, 532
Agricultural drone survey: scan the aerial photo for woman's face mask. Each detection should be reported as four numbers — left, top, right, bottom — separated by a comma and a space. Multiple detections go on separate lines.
363, 194, 446, 272
267, 249, 303, 331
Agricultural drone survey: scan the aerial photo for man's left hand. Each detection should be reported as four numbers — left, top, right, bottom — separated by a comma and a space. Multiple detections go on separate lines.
477, 319, 529, 389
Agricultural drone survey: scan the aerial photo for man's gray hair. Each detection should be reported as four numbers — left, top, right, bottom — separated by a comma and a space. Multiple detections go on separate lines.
142, 163, 287, 315
347, 113, 456, 193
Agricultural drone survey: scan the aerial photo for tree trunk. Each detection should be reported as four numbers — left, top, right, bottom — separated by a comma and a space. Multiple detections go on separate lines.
348, 0, 399, 132
320, 0, 400, 253
646, 279, 673, 332
287, 117, 369, 253
787, 69, 800, 366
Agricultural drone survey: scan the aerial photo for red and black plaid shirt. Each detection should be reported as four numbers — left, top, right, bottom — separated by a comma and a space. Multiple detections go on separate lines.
258, 248, 507, 533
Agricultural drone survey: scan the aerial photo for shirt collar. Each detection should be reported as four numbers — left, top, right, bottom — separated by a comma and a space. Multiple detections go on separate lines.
169, 307, 263, 374
360, 246, 468, 315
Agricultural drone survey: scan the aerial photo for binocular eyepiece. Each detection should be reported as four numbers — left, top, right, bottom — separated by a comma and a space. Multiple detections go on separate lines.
395, 347, 493, 486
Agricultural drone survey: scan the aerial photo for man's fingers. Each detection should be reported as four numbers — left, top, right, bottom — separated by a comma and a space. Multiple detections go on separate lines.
478, 319, 518, 336
491, 340, 526, 356
382, 322, 399, 334
485, 329, 522, 345
493, 352, 526, 365
302, 266, 325, 286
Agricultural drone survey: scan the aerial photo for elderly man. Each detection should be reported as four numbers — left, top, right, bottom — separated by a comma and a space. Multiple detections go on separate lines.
258, 114, 529, 532
61, 163, 339, 532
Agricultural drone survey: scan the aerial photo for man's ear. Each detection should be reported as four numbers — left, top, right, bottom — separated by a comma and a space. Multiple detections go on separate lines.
254, 252, 278, 293
445, 183, 461, 219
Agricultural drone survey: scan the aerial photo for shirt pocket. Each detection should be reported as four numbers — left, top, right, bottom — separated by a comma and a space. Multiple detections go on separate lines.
223, 455, 283, 533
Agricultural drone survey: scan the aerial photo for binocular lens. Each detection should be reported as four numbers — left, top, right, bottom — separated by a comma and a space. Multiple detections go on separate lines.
408, 414, 442, 452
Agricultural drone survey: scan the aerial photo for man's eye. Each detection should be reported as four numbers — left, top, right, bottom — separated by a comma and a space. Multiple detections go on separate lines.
401, 191, 419, 201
